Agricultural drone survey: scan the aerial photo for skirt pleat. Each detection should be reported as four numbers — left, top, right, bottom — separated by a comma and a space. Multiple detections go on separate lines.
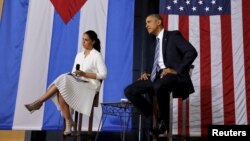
50, 73, 98, 116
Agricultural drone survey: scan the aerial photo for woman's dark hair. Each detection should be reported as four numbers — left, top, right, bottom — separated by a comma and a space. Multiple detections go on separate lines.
85, 30, 101, 52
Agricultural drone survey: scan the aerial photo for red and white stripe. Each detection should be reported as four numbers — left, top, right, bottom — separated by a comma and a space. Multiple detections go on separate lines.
161, 0, 249, 137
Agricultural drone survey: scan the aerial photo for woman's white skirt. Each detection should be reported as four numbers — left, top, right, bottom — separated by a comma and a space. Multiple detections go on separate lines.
50, 73, 98, 116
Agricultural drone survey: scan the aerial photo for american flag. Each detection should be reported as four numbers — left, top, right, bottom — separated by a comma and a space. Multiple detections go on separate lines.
160, 0, 250, 137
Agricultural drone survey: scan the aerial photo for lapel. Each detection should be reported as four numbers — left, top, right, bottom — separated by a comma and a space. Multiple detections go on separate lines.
162, 30, 169, 61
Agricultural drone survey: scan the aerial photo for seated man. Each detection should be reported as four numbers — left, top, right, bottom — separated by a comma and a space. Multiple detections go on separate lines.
124, 14, 197, 137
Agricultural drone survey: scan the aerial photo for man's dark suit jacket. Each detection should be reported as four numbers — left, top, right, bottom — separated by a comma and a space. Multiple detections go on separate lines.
146, 30, 198, 99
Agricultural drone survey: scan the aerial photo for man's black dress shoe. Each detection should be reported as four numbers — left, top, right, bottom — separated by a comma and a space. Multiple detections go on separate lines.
150, 120, 168, 137
158, 120, 167, 133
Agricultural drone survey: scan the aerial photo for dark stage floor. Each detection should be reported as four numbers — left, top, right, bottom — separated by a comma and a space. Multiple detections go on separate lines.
30, 131, 207, 141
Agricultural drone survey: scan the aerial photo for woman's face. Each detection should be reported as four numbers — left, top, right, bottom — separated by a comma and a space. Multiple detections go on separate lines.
82, 33, 95, 50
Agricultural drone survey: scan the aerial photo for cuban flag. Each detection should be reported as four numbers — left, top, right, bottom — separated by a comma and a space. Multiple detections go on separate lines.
0, 0, 134, 131
160, 0, 250, 137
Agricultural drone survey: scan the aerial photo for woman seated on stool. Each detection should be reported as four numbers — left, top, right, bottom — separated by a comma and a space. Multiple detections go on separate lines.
24, 30, 107, 135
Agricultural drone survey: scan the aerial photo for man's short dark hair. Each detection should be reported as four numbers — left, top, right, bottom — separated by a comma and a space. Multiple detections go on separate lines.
148, 14, 163, 26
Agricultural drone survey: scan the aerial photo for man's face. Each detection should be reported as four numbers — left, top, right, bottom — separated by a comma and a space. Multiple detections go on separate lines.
145, 16, 160, 36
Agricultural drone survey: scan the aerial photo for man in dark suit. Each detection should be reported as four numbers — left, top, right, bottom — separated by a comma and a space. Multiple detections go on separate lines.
124, 14, 197, 136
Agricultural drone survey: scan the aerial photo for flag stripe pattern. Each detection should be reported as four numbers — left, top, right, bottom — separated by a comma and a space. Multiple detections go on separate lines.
12, 0, 54, 130
0, 0, 29, 129
242, 0, 250, 124
160, 0, 250, 136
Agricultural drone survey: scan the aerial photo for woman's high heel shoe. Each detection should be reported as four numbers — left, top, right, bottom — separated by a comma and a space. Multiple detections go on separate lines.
24, 101, 43, 113
64, 120, 75, 136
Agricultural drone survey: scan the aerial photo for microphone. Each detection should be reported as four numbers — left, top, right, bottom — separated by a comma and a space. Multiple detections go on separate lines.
76, 64, 80, 70
68, 64, 80, 76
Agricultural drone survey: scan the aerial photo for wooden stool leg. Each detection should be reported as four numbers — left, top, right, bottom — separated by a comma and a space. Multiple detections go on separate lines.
74, 111, 79, 134
168, 92, 173, 141
182, 98, 189, 140
77, 113, 82, 141
152, 95, 158, 140
88, 106, 94, 141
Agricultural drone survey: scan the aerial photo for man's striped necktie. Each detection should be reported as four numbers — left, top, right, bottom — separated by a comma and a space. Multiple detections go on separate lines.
150, 38, 160, 81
